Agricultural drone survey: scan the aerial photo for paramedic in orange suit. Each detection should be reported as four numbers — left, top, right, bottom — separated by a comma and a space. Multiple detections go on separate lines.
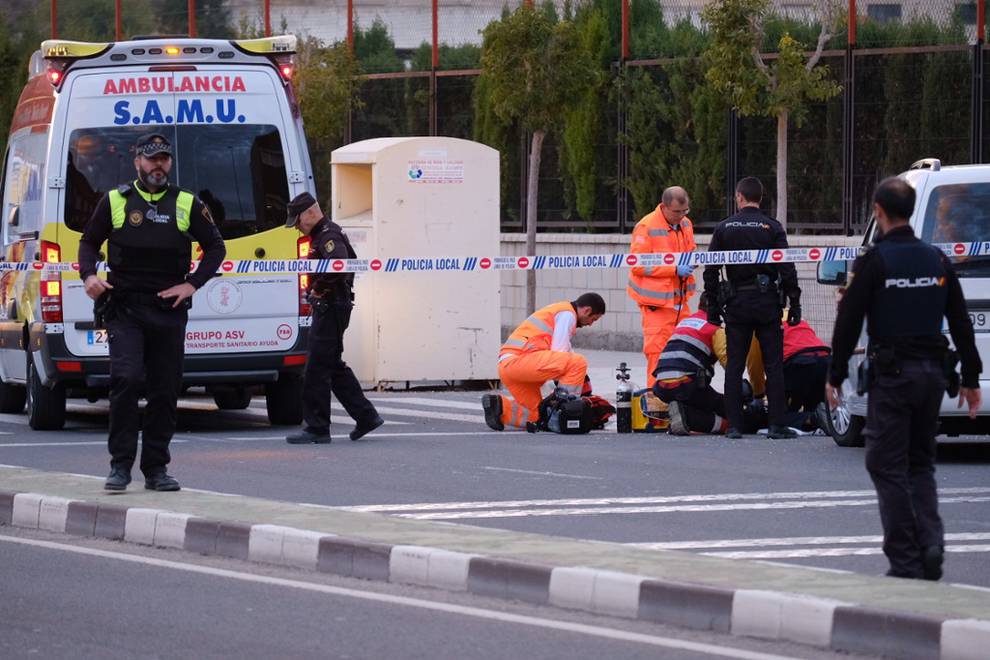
482, 293, 606, 430
627, 186, 697, 388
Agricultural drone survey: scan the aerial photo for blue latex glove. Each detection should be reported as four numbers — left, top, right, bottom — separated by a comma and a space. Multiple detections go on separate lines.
676, 264, 694, 278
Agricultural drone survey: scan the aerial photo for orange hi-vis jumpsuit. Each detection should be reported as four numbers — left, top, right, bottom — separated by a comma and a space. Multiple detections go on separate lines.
497, 301, 589, 428
627, 205, 697, 388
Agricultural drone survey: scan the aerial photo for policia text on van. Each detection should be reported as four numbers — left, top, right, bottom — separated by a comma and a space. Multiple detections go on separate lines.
0, 36, 316, 430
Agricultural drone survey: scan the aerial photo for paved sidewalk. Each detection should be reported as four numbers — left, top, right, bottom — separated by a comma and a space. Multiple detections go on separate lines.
2, 464, 988, 659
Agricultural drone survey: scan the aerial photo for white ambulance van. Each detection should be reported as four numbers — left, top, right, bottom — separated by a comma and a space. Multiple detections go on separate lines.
818, 158, 990, 446
0, 36, 317, 429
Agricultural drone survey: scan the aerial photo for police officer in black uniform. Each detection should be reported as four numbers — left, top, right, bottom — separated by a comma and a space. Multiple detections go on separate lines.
703, 177, 801, 439
80, 133, 226, 492
826, 177, 982, 580
284, 192, 383, 444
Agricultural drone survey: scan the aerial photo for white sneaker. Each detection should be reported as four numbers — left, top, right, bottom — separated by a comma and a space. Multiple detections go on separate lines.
668, 401, 690, 436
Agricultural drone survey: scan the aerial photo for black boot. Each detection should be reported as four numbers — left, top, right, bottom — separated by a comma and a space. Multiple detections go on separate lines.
922, 545, 944, 581
144, 470, 180, 492
286, 429, 331, 444
768, 425, 798, 439
350, 415, 384, 441
725, 427, 743, 439
104, 466, 131, 492
482, 394, 504, 431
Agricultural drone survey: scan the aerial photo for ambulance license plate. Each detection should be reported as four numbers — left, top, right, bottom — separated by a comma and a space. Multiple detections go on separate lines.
87, 329, 109, 345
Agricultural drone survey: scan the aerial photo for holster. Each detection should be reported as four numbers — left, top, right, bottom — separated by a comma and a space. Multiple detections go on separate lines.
717, 279, 734, 307
94, 292, 114, 327
856, 357, 872, 396
943, 349, 961, 398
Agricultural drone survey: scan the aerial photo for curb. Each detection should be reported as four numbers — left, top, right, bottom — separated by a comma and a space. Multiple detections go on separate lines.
3, 489, 989, 659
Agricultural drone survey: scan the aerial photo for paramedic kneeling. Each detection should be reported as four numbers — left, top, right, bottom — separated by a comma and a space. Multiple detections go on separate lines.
483, 293, 606, 430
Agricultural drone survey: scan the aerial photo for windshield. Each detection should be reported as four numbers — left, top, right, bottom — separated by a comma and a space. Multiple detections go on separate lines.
921, 182, 990, 278
65, 125, 289, 238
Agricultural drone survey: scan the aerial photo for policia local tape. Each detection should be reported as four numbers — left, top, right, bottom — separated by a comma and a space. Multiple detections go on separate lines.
9, 242, 986, 275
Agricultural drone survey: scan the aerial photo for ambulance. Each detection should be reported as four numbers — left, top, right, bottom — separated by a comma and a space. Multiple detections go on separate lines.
0, 36, 316, 430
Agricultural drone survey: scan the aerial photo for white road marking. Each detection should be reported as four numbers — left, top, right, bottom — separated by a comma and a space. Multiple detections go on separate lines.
386, 495, 990, 520
335, 403, 483, 424
0, 440, 188, 448
223, 431, 508, 441
0, 535, 795, 660
338, 487, 990, 513
483, 466, 604, 481
365, 396, 483, 411
705, 544, 990, 560
629, 532, 990, 550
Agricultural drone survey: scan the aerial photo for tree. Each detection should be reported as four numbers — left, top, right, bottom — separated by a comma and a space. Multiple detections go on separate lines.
478, 5, 599, 312
702, 0, 841, 226
294, 37, 363, 200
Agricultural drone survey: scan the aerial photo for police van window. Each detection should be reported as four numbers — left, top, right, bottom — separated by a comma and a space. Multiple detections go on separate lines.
173, 125, 288, 240
65, 126, 171, 232
921, 183, 990, 278
65, 125, 288, 238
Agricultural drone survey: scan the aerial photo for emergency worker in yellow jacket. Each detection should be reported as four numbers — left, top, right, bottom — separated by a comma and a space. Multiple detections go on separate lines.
627, 186, 697, 388
483, 293, 606, 430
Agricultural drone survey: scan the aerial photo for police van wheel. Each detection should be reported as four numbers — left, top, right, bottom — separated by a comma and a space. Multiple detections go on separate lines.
0, 380, 26, 413
213, 388, 252, 410
26, 361, 66, 431
265, 375, 303, 425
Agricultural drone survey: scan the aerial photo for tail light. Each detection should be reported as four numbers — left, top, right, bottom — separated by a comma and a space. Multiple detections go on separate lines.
40, 241, 63, 323
297, 236, 311, 317
273, 54, 295, 82
46, 59, 70, 90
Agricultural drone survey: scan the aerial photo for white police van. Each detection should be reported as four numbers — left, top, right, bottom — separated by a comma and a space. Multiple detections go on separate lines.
818, 158, 990, 446
0, 36, 316, 429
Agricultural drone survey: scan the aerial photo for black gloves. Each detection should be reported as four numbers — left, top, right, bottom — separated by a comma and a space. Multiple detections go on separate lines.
708, 306, 723, 327
787, 304, 802, 326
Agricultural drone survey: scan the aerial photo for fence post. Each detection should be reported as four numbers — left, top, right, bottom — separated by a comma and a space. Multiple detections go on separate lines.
973, 0, 985, 163
725, 109, 739, 218
50, 0, 57, 39
264, 0, 271, 37
115, 0, 122, 41
347, 0, 354, 51
841, 0, 857, 235
430, 0, 438, 136
188, 0, 196, 37
616, 0, 631, 233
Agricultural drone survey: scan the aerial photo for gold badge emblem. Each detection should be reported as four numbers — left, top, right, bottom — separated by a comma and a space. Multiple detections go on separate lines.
324, 240, 335, 253
202, 205, 214, 225
128, 210, 144, 227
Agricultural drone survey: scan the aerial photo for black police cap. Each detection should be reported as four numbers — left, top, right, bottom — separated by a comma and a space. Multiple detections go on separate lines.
135, 133, 172, 158
286, 192, 319, 228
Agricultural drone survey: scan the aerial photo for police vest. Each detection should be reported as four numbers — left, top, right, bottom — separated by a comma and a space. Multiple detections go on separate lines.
867, 238, 948, 339
654, 311, 719, 379
501, 301, 575, 355
107, 182, 193, 277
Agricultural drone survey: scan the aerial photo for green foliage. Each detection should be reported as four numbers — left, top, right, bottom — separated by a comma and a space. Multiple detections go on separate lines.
409, 42, 481, 71
153, 0, 234, 39
353, 18, 403, 73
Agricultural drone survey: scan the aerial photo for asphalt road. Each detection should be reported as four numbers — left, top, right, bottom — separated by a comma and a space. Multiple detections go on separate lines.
0, 526, 859, 660
1, 390, 989, 586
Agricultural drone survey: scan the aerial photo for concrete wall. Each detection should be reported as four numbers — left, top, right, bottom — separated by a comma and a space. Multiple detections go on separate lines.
499, 233, 860, 351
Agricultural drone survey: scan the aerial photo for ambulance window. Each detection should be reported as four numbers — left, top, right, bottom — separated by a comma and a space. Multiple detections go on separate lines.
921, 182, 990, 278
3, 131, 48, 243
173, 125, 288, 239
65, 126, 172, 232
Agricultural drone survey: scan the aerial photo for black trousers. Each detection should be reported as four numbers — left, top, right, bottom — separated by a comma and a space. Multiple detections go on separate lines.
654, 377, 725, 433
864, 359, 946, 578
302, 303, 378, 433
783, 354, 830, 430
107, 301, 186, 476
724, 291, 786, 429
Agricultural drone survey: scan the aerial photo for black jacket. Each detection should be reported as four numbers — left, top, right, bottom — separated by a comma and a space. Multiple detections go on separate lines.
828, 224, 982, 388
307, 216, 357, 298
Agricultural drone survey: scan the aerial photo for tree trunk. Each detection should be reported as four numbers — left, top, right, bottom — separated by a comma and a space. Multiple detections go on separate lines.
776, 110, 788, 228
525, 128, 545, 314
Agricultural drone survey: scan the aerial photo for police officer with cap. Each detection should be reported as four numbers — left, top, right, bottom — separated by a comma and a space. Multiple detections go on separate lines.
284, 192, 383, 444
80, 132, 226, 492
703, 177, 801, 439
826, 177, 982, 580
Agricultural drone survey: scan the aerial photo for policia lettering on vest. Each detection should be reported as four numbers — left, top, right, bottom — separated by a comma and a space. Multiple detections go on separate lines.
79, 133, 226, 493
827, 177, 982, 581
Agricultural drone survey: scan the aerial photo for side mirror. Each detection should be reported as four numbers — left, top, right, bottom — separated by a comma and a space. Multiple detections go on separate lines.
817, 259, 848, 286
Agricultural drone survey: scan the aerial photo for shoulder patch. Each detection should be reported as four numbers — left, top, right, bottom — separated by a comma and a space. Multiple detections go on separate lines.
201, 205, 214, 225
116, 183, 132, 196
324, 239, 335, 254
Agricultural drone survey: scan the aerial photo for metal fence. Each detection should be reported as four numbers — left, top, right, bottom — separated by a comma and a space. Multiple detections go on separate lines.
45, 0, 990, 233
